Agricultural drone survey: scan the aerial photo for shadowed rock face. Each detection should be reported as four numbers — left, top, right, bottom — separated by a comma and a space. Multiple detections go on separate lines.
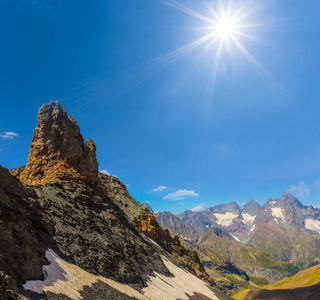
0, 165, 52, 287
20, 101, 98, 186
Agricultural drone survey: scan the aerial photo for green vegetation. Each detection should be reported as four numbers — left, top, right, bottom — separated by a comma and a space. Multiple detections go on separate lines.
197, 227, 299, 284
232, 263, 320, 299
182, 241, 267, 296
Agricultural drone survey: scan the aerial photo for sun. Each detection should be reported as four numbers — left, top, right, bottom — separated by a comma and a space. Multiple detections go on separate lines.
113, 1, 283, 105
214, 17, 236, 39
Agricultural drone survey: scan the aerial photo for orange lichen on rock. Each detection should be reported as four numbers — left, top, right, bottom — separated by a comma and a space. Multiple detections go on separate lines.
20, 101, 99, 186
133, 213, 160, 242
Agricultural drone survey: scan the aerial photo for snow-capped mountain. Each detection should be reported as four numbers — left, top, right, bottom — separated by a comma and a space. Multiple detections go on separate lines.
172, 192, 320, 270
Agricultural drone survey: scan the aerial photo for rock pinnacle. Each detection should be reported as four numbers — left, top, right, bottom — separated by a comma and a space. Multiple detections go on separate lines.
20, 101, 98, 185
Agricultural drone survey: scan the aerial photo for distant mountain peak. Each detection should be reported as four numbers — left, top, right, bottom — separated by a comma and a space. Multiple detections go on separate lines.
20, 101, 99, 185
209, 201, 240, 214
276, 192, 304, 209
281, 192, 295, 200
241, 199, 261, 216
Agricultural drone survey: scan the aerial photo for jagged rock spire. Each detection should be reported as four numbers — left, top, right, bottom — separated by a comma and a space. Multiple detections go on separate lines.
20, 101, 98, 185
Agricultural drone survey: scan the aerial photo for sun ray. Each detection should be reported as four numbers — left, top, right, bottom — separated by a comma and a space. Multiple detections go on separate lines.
159, 0, 287, 102
205, 38, 223, 109
66, 31, 217, 114
161, 0, 216, 25
68, 0, 286, 116
229, 33, 287, 97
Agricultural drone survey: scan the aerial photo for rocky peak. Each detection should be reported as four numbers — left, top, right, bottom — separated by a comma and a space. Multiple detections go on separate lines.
209, 201, 240, 214
264, 193, 304, 211
280, 192, 304, 208
20, 101, 98, 185
241, 199, 261, 216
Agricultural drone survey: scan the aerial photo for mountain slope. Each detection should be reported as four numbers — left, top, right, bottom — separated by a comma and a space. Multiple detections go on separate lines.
182, 240, 268, 296
183, 201, 258, 243
233, 263, 320, 300
156, 211, 199, 241
248, 193, 320, 268
0, 101, 231, 300
178, 210, 212, 235
156, 212, 269, 295
197, 227, 299, 283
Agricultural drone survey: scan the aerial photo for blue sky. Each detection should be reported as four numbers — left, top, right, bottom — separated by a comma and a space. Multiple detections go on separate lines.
1, 0, 320, 213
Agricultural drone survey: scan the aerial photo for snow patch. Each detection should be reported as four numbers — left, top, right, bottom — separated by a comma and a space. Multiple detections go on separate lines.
270, 201, 276, 206
305, 219, 320, 234
213, 212, 238, 226
143, 256, 219, 300
250, 224, 255, 233
242, 213, 256, 225
231, 235, 240, 242
271, 207, 285, 223
23, 249, 142, 300
23, 249, 219, 300
180, 235, 191, 241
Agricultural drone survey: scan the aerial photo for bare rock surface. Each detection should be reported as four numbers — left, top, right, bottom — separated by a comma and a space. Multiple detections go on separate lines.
20, 101, 98, 186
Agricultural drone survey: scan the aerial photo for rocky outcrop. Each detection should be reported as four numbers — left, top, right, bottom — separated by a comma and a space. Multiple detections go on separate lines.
20, 101, 98, 186
98, 173, 214, 284
4, 165, 173, 292
132, 208, 213, 285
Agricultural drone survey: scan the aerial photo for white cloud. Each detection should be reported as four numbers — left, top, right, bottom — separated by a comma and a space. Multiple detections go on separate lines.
126, 184, 130, 187
191, 204, 205, 212
0, 132, 19, 139
287, 181, 310, 198
99, 169, 117, 177
144, 200, 158, 204
99, 169, 110, 175
151, 185, 167, 192
163, 189, 199, 201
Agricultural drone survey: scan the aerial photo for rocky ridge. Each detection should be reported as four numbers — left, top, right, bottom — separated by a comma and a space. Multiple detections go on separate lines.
155, 212, 199, 241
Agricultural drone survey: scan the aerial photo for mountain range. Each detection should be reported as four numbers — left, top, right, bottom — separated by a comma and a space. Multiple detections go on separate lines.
156, 192, 320, 292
